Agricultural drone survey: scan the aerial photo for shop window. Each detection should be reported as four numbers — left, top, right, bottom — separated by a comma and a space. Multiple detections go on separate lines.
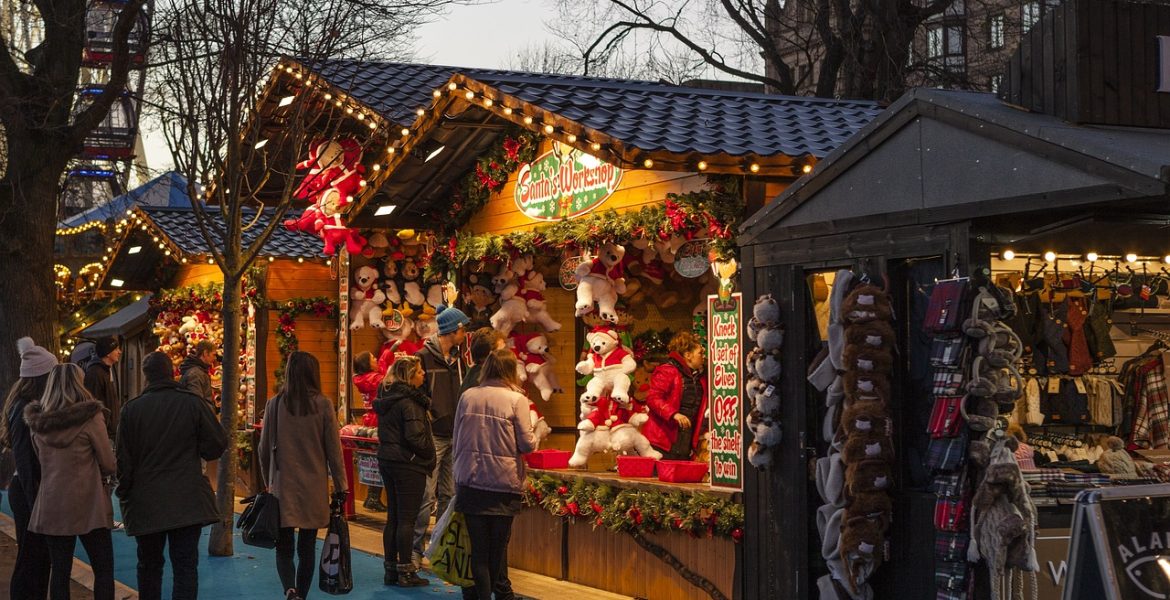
927, 23, 965, 72
927, 25, 945, 59
989, 13, 1005, 49
1023, 1, 1041, 31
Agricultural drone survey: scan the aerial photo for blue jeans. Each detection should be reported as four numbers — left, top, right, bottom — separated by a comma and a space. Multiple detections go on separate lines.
413, 435, 454, 558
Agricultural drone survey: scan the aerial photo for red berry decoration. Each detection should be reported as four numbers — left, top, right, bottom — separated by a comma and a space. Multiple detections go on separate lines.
567, 502, 580, 516
672, 518, 683, 529
590, 501, 603, 514
731, 528, 744, 543
557, 485, 569, 495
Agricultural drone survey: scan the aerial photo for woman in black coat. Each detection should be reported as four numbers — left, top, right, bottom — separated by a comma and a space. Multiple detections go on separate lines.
3, 337, 57, 599
373, 355, 435, 588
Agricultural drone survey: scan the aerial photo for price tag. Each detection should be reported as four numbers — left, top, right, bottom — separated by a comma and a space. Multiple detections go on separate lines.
1074, 378, 1087, 394
1047, 377, 1062, 394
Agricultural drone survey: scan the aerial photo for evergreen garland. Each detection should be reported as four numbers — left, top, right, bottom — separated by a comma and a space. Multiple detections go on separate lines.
273, 296, 338, 383
433, 176, 743, 275
524, 473, 744, 542
440, 127, 542, 229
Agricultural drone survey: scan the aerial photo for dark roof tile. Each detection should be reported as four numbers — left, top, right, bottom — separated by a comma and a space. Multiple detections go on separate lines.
142, 206, 325, 258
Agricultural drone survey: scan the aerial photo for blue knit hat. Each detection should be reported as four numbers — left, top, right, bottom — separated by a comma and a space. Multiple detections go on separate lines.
434, 305, 470, 336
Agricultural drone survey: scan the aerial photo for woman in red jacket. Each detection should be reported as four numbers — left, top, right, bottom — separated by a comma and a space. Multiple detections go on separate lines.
642, 332, 708, 460
353, 352, 387, 512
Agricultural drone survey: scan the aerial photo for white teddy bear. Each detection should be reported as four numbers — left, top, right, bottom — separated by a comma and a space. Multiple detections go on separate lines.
608, 410, 662, 459
574, 243, 626, 323
517, 270, 562, 332
575, 327, 637, 405
349, 265, 386, 330
513, 332, 562, 401
490, 262, 528, 335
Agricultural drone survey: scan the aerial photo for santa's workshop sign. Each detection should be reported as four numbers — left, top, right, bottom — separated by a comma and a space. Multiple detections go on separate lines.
514, 142, 622, 221
708, 292, 744, 491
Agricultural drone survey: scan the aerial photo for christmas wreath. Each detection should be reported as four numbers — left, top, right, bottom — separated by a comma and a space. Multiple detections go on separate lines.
273, 296, 338, 383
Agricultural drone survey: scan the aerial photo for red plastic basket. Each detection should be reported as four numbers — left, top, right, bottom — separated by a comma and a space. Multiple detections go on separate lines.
656, 460, 709, 483
616, 455, 657, 478
524, 449, 571, 469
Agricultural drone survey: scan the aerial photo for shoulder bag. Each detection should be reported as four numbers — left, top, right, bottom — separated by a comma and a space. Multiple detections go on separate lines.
239, 396, 282, 548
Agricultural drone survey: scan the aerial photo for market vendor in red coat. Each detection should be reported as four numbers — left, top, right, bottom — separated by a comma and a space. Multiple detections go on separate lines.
642, 331, 708, 461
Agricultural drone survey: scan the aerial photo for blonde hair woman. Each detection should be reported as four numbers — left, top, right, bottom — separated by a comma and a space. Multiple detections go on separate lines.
373, 355, 434, 587
453, 349, 537, 599
24, 363, 116, 600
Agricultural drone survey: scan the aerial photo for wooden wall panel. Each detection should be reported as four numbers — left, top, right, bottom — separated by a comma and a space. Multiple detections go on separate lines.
261, 314, 340, 414
267, 261, 335, 299
172, 264, 222, 287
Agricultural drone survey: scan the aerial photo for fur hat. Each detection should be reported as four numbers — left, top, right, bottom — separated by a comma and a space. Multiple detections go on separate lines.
745, 347, 762, 378
842, 284, 891, 324
843, 372, 891, 404
752, 294, 781, 324
755, 350, 782, 383
842, 345, 892, 375
757, 326, 785, 352
747, 441, 773, 468
840, 516, 886, 591
845, 320, 895, 353
842, 432, 893, 464
845, 492, 892, 529
840, 398, 889, 438
755, 382, 781, 414
845, 459, 892, 496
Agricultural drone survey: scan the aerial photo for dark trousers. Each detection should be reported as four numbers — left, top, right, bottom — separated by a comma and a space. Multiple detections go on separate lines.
380, 465, 426, 567
45, 528, 114, 600
135, 523, 202, 600
9, 476, 50, 599
464, 514, 514, 600
276, 527, 318, 598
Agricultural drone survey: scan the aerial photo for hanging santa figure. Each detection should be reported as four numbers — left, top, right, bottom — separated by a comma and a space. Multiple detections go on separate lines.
284, 137, 369, 256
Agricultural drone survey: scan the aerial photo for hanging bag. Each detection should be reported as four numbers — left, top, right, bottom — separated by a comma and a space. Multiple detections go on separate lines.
425, 500, 474, 587
239, 396, 282, 549
318, 498, 353, 595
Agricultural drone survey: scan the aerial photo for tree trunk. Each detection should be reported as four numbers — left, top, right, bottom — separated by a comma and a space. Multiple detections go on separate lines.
0, 158, 69, 383
209, 273, 242, 556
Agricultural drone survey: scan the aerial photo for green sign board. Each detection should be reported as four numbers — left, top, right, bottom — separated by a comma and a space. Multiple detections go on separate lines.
708, 292, 743, 491
513, 142, 622, 221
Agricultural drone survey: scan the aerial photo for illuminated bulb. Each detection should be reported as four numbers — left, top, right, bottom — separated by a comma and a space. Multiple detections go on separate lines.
164, 250, 171, 256
372, 164, 381, 171
643, 159, 654, 168
483, 98, 493, 107
697, 161, 708, 171
324, 93, 332, 100
346, 107, 354, 114
1127, 253, 1139, 263
297, 257, 305, 263
334, 100, 342, 107
387, 147, 396, 155
523, 116, 533, 125
544, 124, 554, 134
567, 134, 577, 143
416, 108, 425, 116
400, 128, 410, 137
207, 258, 214, 264
368, 122, 377, 130
464, 90, 474, 100
1044, 251, 1056, 262
433, 90, 442, 98
504, 107, 513, 115
749, 163, 761, 173
326, 259, 332, 267
591, 142, 601, 152
356, 113, 364, 120
802, 164, 813, 174
267, 256, 275, 263
1164, 255, 1170, 265
1086, 252, 1099, 262
1002, 250, 1015, 261
448, 82, 457, 90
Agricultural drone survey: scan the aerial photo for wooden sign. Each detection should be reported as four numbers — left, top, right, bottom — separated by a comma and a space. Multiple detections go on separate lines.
707, 293, 743, 490
514, 142, 622, 221
1063, 484, 1170, 600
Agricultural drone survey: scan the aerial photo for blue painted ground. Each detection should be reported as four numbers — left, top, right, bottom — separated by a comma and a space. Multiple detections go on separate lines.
2, 492, 461, 599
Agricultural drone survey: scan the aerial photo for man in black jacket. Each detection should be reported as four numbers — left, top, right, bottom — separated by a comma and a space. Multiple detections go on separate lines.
83, 335, 122, 440
412, 305, 470, 563
116, 352, 228, 600
179, 340, 217, 412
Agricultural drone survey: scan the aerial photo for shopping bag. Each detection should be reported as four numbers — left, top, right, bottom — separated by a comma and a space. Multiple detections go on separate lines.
318, 503, 353, 595
425, 503, 474, 587
238, 493, 280, 549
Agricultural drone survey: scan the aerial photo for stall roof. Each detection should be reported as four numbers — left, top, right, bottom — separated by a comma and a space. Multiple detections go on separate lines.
80, 294, 153, 339
59, 172, 192, 229
738, 89, 1170, 244
308, 59, 883, 161
99, 205, 325, 291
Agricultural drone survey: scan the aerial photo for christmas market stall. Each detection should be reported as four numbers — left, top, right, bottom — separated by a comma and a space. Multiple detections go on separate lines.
95, 204, 337, 492
284, 58, 882, 599
736, 2, 1170, 598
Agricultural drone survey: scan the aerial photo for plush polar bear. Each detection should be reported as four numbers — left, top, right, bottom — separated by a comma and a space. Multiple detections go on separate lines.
575, 327, 637, 404
570, 397, 661, 467
529, 401, 552, 449
574, 243, 627, 323
608, 409, 662, 459
490, 262, 528, 336
513, 332, 562, 401
517, 270, 562, 332
349, 265, 386, 330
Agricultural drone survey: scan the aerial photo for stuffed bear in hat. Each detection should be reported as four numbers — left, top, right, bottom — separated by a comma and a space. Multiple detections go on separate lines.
530, 401, 552, 449
574, 242, 626, 323
284, 138, 369, 256
349, 265, 386, 330
512, 332, 562, 401
576, 326, 637, 405
490, 261, 529, 336
461, 271, 497, 326
516, 268, 562, 332
569, 395, 661, 467
607, 405, 662, 459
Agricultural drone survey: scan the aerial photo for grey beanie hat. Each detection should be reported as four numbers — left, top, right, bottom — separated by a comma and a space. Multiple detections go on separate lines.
17, 337, 58, 378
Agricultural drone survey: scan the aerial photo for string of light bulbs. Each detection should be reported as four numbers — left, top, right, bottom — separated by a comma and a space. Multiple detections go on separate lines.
997, 250, 1170, 265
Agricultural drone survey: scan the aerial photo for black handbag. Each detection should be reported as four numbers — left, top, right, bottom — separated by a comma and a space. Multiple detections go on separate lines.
239, 396, 281, 548
318, 499, 353, 594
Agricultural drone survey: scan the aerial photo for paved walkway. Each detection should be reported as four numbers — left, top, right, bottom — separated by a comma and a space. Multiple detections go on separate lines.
1, 492, 629, 599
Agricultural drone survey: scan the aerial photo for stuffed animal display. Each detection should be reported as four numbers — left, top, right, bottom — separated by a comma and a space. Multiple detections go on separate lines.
284, 137, 369, 256
745, 294, 784, 469
575, 327, 637, 404
512, 332, 562, 402
349, 265, 386, 330
574, 243, 626, 323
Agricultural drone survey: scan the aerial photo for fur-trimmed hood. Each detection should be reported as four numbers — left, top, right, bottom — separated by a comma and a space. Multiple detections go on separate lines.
24, 400, 104, 448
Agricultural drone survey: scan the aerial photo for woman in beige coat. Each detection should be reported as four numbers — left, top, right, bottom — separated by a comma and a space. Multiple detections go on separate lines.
25, 363, 116, 600
257, 351, 347, 600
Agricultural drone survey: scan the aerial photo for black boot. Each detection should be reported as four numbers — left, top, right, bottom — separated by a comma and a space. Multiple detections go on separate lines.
397, 563, 430, 587
364, 487, 387, 512
384, 564, 398, 586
